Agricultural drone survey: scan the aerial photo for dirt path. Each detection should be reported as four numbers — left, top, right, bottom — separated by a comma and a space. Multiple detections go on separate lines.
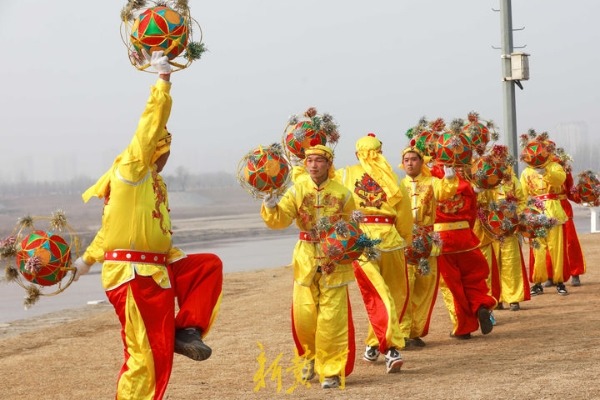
1, 234, 599, 400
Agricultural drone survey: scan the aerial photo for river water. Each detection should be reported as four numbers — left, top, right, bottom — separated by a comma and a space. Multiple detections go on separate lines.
1, 207, 596, 325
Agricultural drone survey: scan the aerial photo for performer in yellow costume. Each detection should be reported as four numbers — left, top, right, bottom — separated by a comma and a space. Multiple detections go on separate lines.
261, 144, 356, 390
474, 169, 530, 311
399, 146, 457, 346
520, 160, 568, 295
335, 133, 410, 373
72, 52, 223, 400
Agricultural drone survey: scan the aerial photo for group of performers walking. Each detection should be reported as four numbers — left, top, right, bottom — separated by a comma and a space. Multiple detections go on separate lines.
69, 47, 588, 395
259, 124, 589, 389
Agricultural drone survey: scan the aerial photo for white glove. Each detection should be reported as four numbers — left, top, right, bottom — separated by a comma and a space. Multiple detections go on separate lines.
73, 256, 92, 281
534, 168, 545, 175
143, 49, 172, 75
263, 192, 279, 209
443, 166, 456, 179
473, 186, 485, 193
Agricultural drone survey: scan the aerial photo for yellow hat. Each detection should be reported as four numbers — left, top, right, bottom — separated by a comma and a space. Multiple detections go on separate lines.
305, 144, 334, 162
402, 145, 425, 160
354, 133, 403, 207
355, 133, 382, 152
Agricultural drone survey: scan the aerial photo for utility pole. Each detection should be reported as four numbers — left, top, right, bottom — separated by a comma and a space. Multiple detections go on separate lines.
499, 0, 519, 175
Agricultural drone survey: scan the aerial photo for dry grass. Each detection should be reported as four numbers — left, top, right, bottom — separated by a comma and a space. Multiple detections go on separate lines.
1, 233, 599, 400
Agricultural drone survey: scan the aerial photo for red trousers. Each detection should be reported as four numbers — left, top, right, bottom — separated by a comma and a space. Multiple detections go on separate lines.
106, 253, 223, 400
438, 248, 497, 336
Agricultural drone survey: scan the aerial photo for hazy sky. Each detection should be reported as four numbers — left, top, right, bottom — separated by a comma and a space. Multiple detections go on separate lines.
1, 1, 599, 182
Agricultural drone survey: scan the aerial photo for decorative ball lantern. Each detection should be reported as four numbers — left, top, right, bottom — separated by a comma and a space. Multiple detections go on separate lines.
435, 122, 473, 166
517, 201, 557, 240
237, 143, 290, 199
1, 211, 81, 308
575, 170, 600, 206
462, 112, 495, 156
405, 117, 445, 158
121, 1, 206, 73
478, 199, 519, 239
404, 225, 436, 264
471, 145, 511, 190
319, 220, 365, 265
130, 6, 189, 60
16, 230, 71, 286
283, 107, 340, 159
519, 129, 554, 167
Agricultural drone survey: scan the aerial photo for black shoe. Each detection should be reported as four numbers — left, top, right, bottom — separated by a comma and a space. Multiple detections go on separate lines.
450, 332, 472, 340
477, 307, 493, 335
495, 302, 505, 310
530, 283, 544, 296
509, 302, 520, 311
174, 328, 212, 361
571, 275, 581, 287
556, 283, 569, 296
410, 337, 426, 347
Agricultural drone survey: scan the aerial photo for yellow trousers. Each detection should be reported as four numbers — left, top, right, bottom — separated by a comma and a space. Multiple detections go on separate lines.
292, 273, 355, 379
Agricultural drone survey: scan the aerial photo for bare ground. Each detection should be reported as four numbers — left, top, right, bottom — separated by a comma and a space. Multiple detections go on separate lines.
1, 190, 599, 399
0, 233, 599, 400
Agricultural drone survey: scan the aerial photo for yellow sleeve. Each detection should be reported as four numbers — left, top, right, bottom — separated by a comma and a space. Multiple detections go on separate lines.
544, 162, 566, 188
119, 79, 173, 182
260, 187, 298, 229
433, 175, 458, 201
394, 184, 413, 243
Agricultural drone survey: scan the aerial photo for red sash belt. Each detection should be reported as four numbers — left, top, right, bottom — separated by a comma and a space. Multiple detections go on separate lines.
104, 250, 167, 265
299, 231, 319, 242
534, 194, 558, 201
362, 215, 395, 224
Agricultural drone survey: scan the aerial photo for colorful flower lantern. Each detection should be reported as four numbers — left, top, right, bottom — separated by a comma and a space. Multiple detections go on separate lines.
405, 117, 445, 158
319, 220, 365, 265
462, 112, 496, 156
575, 170, 600, 206
517, 202, 557, 239
121, 1, 205, 72
404, 225, 440, 275
435, 130, 473, 166
478, 199, 519, 239
283, 107, 340, 159
471, 145, 511, 190
130, 6, 188, 59
15, 230, 71, 286
238, 143, 290, 198
1, 211, 80, 308
519, 129, 554, 167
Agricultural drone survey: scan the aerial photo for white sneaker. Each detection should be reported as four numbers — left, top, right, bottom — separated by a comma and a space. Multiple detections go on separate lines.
363, 345, 380, 362
321, 376, 340, 389
384, 347, 403, 373
301, 359, 315, 381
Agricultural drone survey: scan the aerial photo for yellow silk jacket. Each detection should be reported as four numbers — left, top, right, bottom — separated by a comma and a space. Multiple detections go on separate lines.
81, 79, 184, 290
400, 173, 458, 227
474, 173, 526, 246
336, 165, 413, 251
261, 177, 356, 288
519, 161, 567, 224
